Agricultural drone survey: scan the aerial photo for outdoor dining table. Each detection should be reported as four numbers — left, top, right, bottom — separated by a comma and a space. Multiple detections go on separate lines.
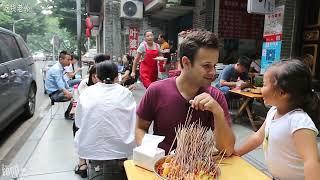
124, 156, 271, 180
229, 89, 265, 131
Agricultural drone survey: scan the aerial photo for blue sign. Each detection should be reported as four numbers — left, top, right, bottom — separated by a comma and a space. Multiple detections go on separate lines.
261, 41, 282, 73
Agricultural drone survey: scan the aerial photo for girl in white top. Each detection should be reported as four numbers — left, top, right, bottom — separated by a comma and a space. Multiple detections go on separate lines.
74, 61, 136, 179
235, 60, 320, 180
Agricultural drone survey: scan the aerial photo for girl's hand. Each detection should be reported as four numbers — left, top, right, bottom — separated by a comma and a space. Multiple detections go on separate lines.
233, 149, 241, 156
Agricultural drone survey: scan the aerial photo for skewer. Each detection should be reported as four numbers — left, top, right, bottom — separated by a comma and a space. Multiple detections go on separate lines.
160, 109, 226, 179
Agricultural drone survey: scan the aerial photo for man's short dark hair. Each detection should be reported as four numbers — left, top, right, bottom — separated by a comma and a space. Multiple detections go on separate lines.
59, 50, 70, 60
72, 54, 79, 60
94, 53, 111, 63
178, 31, 219, 68
237, 56, 252, 71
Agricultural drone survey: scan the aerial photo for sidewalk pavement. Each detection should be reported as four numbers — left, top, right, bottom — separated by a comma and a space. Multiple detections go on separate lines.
1, 82, 319, 180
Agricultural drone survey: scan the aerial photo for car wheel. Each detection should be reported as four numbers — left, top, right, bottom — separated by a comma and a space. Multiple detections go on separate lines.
23, 85, 36, 118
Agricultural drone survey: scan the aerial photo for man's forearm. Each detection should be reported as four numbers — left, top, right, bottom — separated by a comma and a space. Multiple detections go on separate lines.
213, 111, 235, 156
135, 127, 147, 145
220, 81, 236, 88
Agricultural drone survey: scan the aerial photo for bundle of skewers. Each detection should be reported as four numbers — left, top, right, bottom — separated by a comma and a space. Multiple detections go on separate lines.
155, 108, 226, 180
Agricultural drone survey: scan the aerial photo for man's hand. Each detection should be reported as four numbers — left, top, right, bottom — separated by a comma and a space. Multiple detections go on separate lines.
63, 90, 72, 100
240, 82, 253, 89
190, 92, 235, 156
189, 93, 224, 115
75, 67, 82, 73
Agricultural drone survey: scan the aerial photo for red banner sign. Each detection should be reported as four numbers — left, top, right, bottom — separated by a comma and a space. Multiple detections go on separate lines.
129, 27, 139, 57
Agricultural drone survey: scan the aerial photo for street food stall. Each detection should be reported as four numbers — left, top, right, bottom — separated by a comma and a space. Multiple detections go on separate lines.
124, 156, 271, 180
125, 116, 271, 180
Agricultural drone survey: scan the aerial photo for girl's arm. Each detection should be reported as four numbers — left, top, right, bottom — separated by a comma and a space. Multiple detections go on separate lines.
235, 121, 266, 156
293, 129, 320, 180
131, 52, 142, 78
121, 70, 130, 83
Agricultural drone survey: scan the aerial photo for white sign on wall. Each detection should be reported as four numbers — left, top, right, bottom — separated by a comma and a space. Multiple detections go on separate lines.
247, 0, 275, 15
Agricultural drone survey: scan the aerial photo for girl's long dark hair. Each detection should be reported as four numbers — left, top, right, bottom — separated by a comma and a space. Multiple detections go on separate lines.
87, 65, 96, 86
269, 59, 320, 128
96, 61, 118, 84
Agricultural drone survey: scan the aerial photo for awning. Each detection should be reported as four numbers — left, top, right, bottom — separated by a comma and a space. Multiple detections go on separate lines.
150, 5, 193, 20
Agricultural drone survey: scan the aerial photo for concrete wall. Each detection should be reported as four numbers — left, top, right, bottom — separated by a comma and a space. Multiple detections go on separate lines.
103, 0, 122, 59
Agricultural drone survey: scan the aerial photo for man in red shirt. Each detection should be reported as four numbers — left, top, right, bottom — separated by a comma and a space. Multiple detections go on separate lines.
135, 31, 235, 156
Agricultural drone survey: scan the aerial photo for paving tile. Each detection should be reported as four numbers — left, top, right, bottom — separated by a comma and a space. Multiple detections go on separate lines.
40, 119, 74, 142
22, 138, 78, 176
19, 170, 82, 180
8, 140, 39, 169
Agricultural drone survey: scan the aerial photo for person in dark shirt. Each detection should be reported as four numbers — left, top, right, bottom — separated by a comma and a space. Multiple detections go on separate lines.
121, 54, 138, 89
94, 54, 110, 64
216, 56, 252, 94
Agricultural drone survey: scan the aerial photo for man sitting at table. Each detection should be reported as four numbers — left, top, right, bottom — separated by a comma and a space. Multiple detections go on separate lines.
135, 31, 235, 156
216, 56, 252, 94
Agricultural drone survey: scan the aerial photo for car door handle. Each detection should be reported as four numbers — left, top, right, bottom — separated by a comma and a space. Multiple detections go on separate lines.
0, 73, 8, 79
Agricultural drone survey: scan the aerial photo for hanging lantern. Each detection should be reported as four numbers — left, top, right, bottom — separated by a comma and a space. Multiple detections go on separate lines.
86, 16, 94, 30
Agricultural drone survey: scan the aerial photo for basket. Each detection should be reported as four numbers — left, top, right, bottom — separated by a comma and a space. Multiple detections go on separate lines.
154, 155, 220, 180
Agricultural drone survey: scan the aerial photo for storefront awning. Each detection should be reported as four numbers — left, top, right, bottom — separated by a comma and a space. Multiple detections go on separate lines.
150, 5, 193, 20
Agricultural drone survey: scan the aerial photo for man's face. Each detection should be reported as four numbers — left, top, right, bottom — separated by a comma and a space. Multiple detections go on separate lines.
71, 58, 77, 65
185, 48, 219, 87
235, 63, 248, 74
60, 54, 71, 67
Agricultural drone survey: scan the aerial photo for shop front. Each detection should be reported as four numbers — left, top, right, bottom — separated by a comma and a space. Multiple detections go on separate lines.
301, 0, 320, 85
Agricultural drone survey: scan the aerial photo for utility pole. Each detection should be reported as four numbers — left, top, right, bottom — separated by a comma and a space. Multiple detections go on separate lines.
76, 0, 82, 68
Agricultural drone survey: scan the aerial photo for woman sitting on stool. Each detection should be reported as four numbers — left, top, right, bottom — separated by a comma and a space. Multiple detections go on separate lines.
74, 61, 136, 179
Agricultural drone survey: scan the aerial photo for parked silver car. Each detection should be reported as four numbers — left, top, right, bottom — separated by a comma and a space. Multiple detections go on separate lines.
0, 27, 37, 131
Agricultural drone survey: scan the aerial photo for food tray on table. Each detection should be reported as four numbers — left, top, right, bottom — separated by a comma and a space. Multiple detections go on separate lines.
154, 155, 221, 180
249, 87, 262, 94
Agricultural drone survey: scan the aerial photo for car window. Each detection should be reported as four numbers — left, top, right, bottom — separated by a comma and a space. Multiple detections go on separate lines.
16, 36, 30, 58
0, 33, 22, 63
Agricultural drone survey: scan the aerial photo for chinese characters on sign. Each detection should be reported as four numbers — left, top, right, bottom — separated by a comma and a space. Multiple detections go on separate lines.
129, 27, 139, 57
0, 2, 31, 13
263, 5, 284, 41
260, 5, 285, 73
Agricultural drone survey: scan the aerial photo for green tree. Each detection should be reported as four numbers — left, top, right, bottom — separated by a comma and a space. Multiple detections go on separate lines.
49, 0, 86, 37
0, 0, 47, 41
27, 17, 77, 53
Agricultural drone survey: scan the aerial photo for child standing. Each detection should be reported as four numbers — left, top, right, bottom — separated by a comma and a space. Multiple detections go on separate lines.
235, 59, 320, 180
